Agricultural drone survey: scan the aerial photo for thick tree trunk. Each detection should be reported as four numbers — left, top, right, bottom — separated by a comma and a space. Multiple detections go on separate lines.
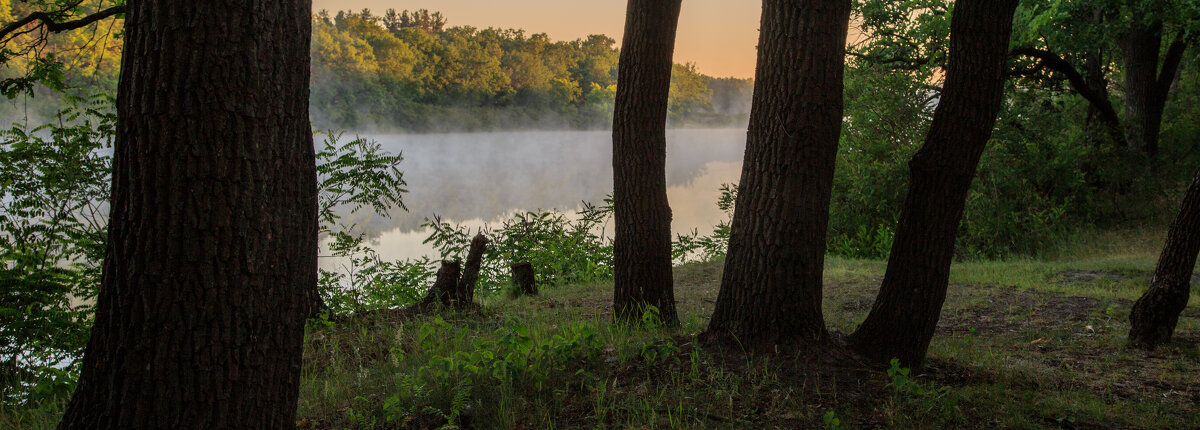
1129, 166, 1200, 348
704, 0, 850, 349
611, 0, 681, 326
59, 1, 315, 428
511, 261, 537, 297
849, 0, 1018, 369
1121, 20, 1167, 156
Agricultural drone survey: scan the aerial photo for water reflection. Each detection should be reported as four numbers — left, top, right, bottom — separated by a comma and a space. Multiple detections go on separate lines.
331, 128, 747, 262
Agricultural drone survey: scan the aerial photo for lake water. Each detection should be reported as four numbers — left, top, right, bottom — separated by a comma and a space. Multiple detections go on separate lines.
326, 128, 748, 263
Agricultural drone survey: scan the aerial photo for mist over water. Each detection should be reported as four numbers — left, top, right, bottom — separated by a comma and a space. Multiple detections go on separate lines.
330, 128, 748, 262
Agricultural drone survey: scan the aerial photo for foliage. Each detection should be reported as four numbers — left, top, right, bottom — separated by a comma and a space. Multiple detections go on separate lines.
309, 9, 750, 131
312, 131, 426, 316
885, 358, 964, 426
0, 0, 126, 119
829, 0, 1200, 259
316, 131, 407, 230
672, 183, 735, 263
381, 316, 605, 426
0, 94, 113, 404
423, 198, 616, 293
0, 120, 417, 399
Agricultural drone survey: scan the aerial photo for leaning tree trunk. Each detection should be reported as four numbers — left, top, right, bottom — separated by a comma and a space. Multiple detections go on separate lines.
456, 233, 489, 304
611, 0, 682, 326
704, 0, 850, 349
1129, 166, 1200, 348
59, 1, 315, 428
849, 0, 1019, 369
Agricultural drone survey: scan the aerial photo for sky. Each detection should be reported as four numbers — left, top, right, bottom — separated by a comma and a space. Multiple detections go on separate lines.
310, 0, 763, 79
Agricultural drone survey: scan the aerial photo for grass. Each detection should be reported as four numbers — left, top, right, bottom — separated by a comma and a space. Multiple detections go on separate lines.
295, 227, 1199, 429
3, 227, 1197, 429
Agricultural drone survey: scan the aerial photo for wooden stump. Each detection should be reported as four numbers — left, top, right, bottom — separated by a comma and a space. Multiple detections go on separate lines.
349, 235, 489, 322
458, 233, 490, 303
511, 261, 537, 296
422, 260, 464, 307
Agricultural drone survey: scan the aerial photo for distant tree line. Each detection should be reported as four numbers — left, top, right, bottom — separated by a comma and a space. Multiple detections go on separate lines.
0, 4, 754, 132
310, 9, 754, 131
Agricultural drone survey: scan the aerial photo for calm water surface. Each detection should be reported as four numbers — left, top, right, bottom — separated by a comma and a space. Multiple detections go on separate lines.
325, 128, 748, 263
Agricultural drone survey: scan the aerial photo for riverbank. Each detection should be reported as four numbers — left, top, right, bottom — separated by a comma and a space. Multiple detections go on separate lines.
4, 226, 1196, 429
295, 227, 1199, 428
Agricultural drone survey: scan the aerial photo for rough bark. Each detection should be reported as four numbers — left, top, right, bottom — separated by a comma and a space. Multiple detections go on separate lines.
457, 233, 489, 303
511, 261, 537, 297
849, 0, 1019, 369
1129, 166, 1200, 348
59, 1, 315, 428
611, 0, 681, 326
704, 0, 850, 349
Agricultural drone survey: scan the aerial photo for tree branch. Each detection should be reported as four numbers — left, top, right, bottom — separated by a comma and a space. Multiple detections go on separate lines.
0, 5, 126, 44
846, 51, 933, 71
1156, 34, 1189, 99
1010, 46, 1124, 145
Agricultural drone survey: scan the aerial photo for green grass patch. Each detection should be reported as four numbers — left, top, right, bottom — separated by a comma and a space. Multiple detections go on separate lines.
295, 230, 1200, 428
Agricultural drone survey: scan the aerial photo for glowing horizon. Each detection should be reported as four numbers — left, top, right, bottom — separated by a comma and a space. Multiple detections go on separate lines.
310, 0, 762, 79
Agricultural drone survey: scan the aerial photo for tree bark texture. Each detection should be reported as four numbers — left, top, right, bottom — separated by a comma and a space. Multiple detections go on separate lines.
511, 261, 537, 297
1121, 20, 1167, 156
611, 0, 681, 326
59, 1, 315, 428
704, 0, 850, 349
1129, 166, 1200, 348
849, 0, 1018, 368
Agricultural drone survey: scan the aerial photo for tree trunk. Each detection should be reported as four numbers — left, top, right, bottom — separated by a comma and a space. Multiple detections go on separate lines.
611, 0, 681, 326
849, 0, 1018, 369
1121, 20, 1166, 156
704, 0, 850, 349
59, 1, 315, 428
511, 261, 537, 297
1129, 166, 1200, 348
457, 233, 489, 303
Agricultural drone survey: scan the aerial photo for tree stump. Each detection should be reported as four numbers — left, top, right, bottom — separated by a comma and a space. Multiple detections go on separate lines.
457, 233, 490, 303
511, 261, 537, 296
422, 260, 464, 307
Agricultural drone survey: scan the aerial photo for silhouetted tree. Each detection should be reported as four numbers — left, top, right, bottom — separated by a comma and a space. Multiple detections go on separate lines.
611, 0, 682, 326
849, 0, 1020, 368
58, 0, 316, 427
1129, 166, 1200, 348
705, 0, 851, 348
